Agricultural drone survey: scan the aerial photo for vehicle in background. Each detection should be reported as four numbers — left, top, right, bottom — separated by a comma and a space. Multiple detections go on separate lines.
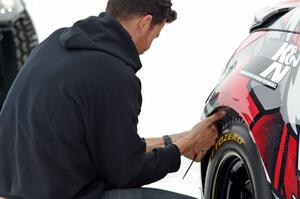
0, 0, 38, 109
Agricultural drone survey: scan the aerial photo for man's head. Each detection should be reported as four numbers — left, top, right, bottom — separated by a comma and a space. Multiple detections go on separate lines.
106, 0, 177, 54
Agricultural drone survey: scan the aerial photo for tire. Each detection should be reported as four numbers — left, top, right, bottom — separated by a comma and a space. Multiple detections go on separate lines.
0, 10, 38, 108
204, 118, 272, 199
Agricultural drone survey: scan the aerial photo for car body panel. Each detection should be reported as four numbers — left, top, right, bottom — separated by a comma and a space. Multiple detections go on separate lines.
204, 4, 300, 199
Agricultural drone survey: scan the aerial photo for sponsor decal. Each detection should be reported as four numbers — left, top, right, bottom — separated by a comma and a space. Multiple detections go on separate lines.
240, 42, 300, 89
239, 70, 278, 89
213, 133, 245, 152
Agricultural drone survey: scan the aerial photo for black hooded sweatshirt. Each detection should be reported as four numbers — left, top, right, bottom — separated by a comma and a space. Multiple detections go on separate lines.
0, 13, 181, 199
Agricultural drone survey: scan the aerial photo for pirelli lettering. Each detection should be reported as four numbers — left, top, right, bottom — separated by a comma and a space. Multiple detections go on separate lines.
214, 133, 245, 151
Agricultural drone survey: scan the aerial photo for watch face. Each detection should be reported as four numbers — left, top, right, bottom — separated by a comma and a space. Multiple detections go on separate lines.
163, 135, 172, 146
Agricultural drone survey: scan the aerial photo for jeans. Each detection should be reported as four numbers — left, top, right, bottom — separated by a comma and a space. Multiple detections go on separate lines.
102, 188, 198, 199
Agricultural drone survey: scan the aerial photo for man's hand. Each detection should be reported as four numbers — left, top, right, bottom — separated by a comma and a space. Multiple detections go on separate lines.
174, 109, 226, 161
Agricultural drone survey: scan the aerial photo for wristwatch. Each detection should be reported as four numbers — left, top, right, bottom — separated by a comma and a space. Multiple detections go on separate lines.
163, 135, 172, 146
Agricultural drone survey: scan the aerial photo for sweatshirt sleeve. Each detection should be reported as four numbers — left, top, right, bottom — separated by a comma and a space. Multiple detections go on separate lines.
81, 69, 181, 188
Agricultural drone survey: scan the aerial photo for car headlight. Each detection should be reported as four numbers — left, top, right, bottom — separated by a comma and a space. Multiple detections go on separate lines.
0, 0, 24, 23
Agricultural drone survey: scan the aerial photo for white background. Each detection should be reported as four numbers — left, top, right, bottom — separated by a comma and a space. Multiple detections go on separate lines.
24, 0, 280, 198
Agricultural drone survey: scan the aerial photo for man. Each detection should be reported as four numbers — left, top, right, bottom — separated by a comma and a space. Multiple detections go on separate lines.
0, 0, 225, 198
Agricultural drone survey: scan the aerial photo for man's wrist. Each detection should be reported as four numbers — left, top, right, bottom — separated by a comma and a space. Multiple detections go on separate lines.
173, 133, 194, 155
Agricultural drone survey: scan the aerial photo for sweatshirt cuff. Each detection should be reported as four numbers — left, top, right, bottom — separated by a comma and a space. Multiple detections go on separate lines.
165, 144, 181, 172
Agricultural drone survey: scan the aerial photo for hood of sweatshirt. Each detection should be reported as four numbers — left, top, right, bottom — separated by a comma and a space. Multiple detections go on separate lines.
59, 12, 142, 72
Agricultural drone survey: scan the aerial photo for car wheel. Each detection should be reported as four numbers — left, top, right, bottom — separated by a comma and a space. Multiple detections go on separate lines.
204, 118, 272, 199
0, 10, 38, 108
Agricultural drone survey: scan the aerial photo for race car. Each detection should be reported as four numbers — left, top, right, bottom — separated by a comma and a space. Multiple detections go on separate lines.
201, 1, 300, 198
0, 0, 38, 108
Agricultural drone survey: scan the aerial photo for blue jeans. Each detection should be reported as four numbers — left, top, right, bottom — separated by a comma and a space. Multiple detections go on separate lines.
102, 188, 198, 199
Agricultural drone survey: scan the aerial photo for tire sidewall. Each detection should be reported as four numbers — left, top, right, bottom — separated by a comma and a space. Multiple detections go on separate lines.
204, 123, 272, 199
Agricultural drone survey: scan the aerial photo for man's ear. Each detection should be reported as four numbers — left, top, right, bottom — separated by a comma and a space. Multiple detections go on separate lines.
138, 15, 153, 34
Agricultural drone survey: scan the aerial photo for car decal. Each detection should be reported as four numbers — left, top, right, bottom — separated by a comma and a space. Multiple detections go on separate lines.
239, 41, 300, 90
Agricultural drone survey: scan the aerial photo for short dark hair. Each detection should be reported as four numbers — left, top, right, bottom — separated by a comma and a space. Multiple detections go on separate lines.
106, 0, 177, 25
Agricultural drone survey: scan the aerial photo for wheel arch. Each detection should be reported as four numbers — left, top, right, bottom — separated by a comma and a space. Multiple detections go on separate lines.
201, 105, 271, 191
